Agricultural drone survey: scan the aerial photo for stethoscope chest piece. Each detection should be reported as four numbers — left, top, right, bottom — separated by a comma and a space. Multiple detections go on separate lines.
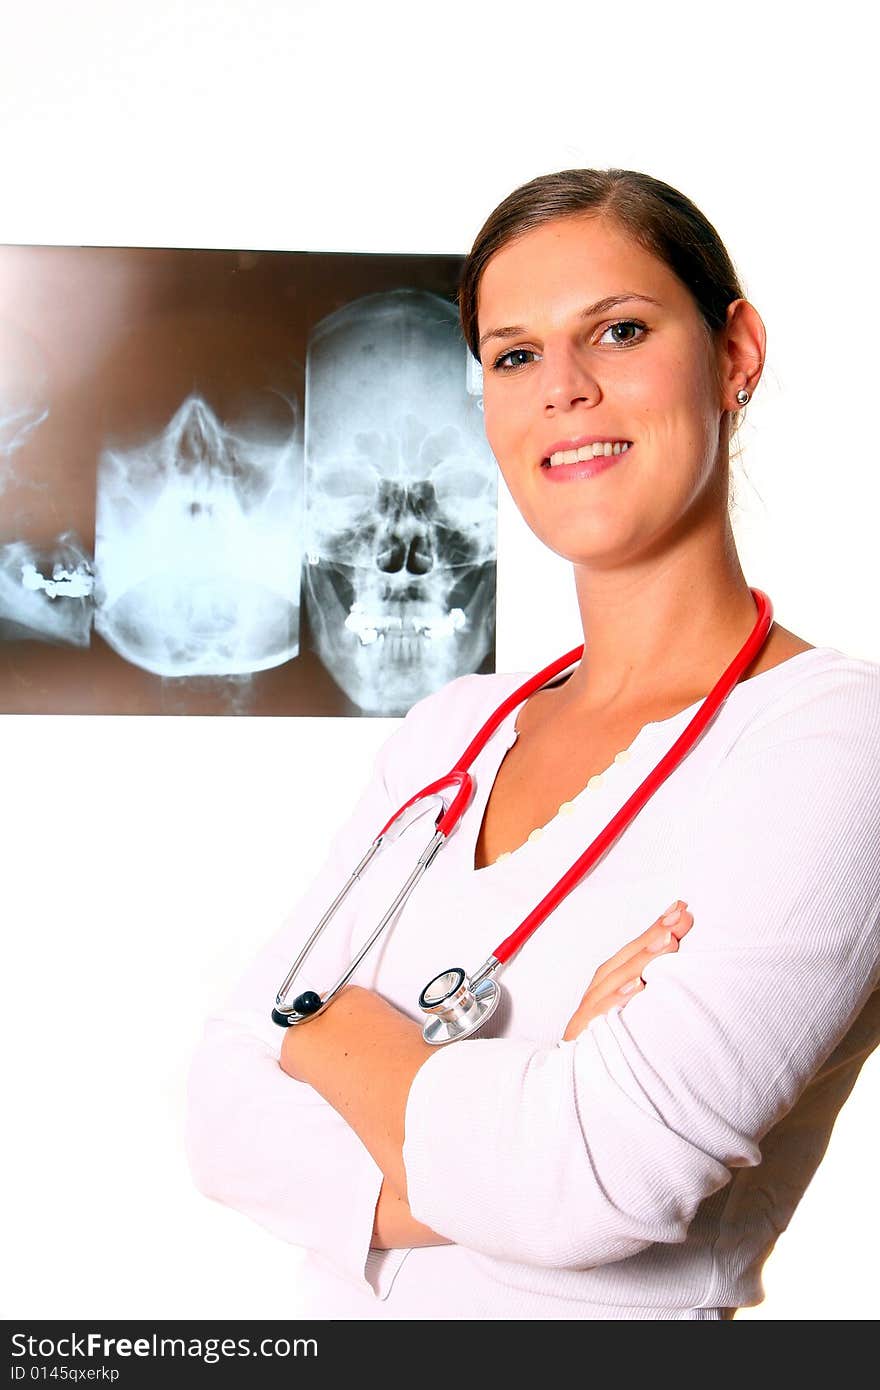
419, 966, 501, 1046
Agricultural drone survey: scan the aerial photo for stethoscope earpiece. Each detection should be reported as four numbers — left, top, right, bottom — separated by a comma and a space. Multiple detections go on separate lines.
271, 991, 323, 1028
293, 991, 323, 1016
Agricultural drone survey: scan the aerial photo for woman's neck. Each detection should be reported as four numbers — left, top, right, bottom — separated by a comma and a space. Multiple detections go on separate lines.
564, 534, 805, 718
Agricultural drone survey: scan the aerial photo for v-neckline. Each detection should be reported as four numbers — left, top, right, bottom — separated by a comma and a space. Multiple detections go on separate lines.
466, 645, 841, 876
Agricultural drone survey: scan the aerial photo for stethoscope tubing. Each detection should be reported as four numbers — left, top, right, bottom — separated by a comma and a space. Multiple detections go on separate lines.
489, 587, 772, 965
273, 587, 772, 1027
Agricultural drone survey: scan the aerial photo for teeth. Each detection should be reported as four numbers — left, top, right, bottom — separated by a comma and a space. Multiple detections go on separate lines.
344, 603, 466, 646
547, 441, 630, 467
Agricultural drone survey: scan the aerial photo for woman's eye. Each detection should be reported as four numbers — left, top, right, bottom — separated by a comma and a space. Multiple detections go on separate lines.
491, 320, 648, 373
492, 348, 538, 373
597, 319, 648, 346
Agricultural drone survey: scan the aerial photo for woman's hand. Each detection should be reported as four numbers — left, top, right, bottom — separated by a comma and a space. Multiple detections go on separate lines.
562, 900, 693, 1041
371, 1178, 454, 1251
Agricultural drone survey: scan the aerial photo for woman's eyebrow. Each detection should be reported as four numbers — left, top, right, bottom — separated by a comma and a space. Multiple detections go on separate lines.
478, 292, 663, 352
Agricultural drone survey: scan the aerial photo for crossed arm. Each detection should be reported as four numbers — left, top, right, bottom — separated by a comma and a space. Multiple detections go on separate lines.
191, 671, 880, 1276
280, 986, 449, 1247
279, 905, 693, 1249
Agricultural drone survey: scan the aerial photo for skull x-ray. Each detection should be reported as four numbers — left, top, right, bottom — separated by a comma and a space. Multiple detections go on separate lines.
93, 393, 303, 678
304, 289, 497, 716
0, 247, 487, 715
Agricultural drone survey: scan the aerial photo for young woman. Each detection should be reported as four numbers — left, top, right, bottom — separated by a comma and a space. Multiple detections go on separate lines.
185, 168, 880, 1320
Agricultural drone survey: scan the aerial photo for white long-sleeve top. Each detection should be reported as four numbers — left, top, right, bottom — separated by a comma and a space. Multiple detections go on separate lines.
184, 645, 880, 1319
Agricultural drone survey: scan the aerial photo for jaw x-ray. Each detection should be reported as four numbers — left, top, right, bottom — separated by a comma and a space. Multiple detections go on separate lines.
0, 315, 96, 648
0, 249, 499, 717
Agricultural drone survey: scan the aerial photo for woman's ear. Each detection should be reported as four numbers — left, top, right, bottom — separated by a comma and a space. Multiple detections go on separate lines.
718, 299, 766, 409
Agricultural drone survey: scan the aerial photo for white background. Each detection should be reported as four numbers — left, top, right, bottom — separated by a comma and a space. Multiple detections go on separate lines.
1, 0, 877, 1321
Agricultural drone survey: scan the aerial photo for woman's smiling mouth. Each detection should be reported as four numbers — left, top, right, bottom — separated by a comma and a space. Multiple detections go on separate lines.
539, 438, 633, 481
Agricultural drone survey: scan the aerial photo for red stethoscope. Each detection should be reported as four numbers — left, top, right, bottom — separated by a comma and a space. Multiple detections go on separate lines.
272, 588, 773, 1044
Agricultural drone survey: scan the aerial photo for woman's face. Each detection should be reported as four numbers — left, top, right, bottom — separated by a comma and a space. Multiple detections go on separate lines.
477, 214, 731, 565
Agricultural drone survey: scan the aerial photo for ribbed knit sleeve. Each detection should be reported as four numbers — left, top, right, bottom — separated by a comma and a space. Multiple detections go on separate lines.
183, 714, 416, 1300
401, 667, 880, 1269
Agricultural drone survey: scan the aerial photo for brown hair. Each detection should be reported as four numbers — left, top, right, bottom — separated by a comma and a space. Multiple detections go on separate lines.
457, 168, 750, 495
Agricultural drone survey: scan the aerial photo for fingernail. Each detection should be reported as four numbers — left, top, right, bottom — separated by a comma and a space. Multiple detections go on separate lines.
620, 977, 643, 994
651, 929, 673, 951
663, 900, 682, 915
662, 908, 682, 927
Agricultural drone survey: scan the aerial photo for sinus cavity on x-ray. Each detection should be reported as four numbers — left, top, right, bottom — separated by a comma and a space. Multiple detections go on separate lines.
0, 247, 498, 716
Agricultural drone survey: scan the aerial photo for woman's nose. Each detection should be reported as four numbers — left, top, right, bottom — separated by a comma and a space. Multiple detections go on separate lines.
541, 345, 600, 412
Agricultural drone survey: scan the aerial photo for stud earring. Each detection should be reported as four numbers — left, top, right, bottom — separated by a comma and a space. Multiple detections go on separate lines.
736, 388, 750, 406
